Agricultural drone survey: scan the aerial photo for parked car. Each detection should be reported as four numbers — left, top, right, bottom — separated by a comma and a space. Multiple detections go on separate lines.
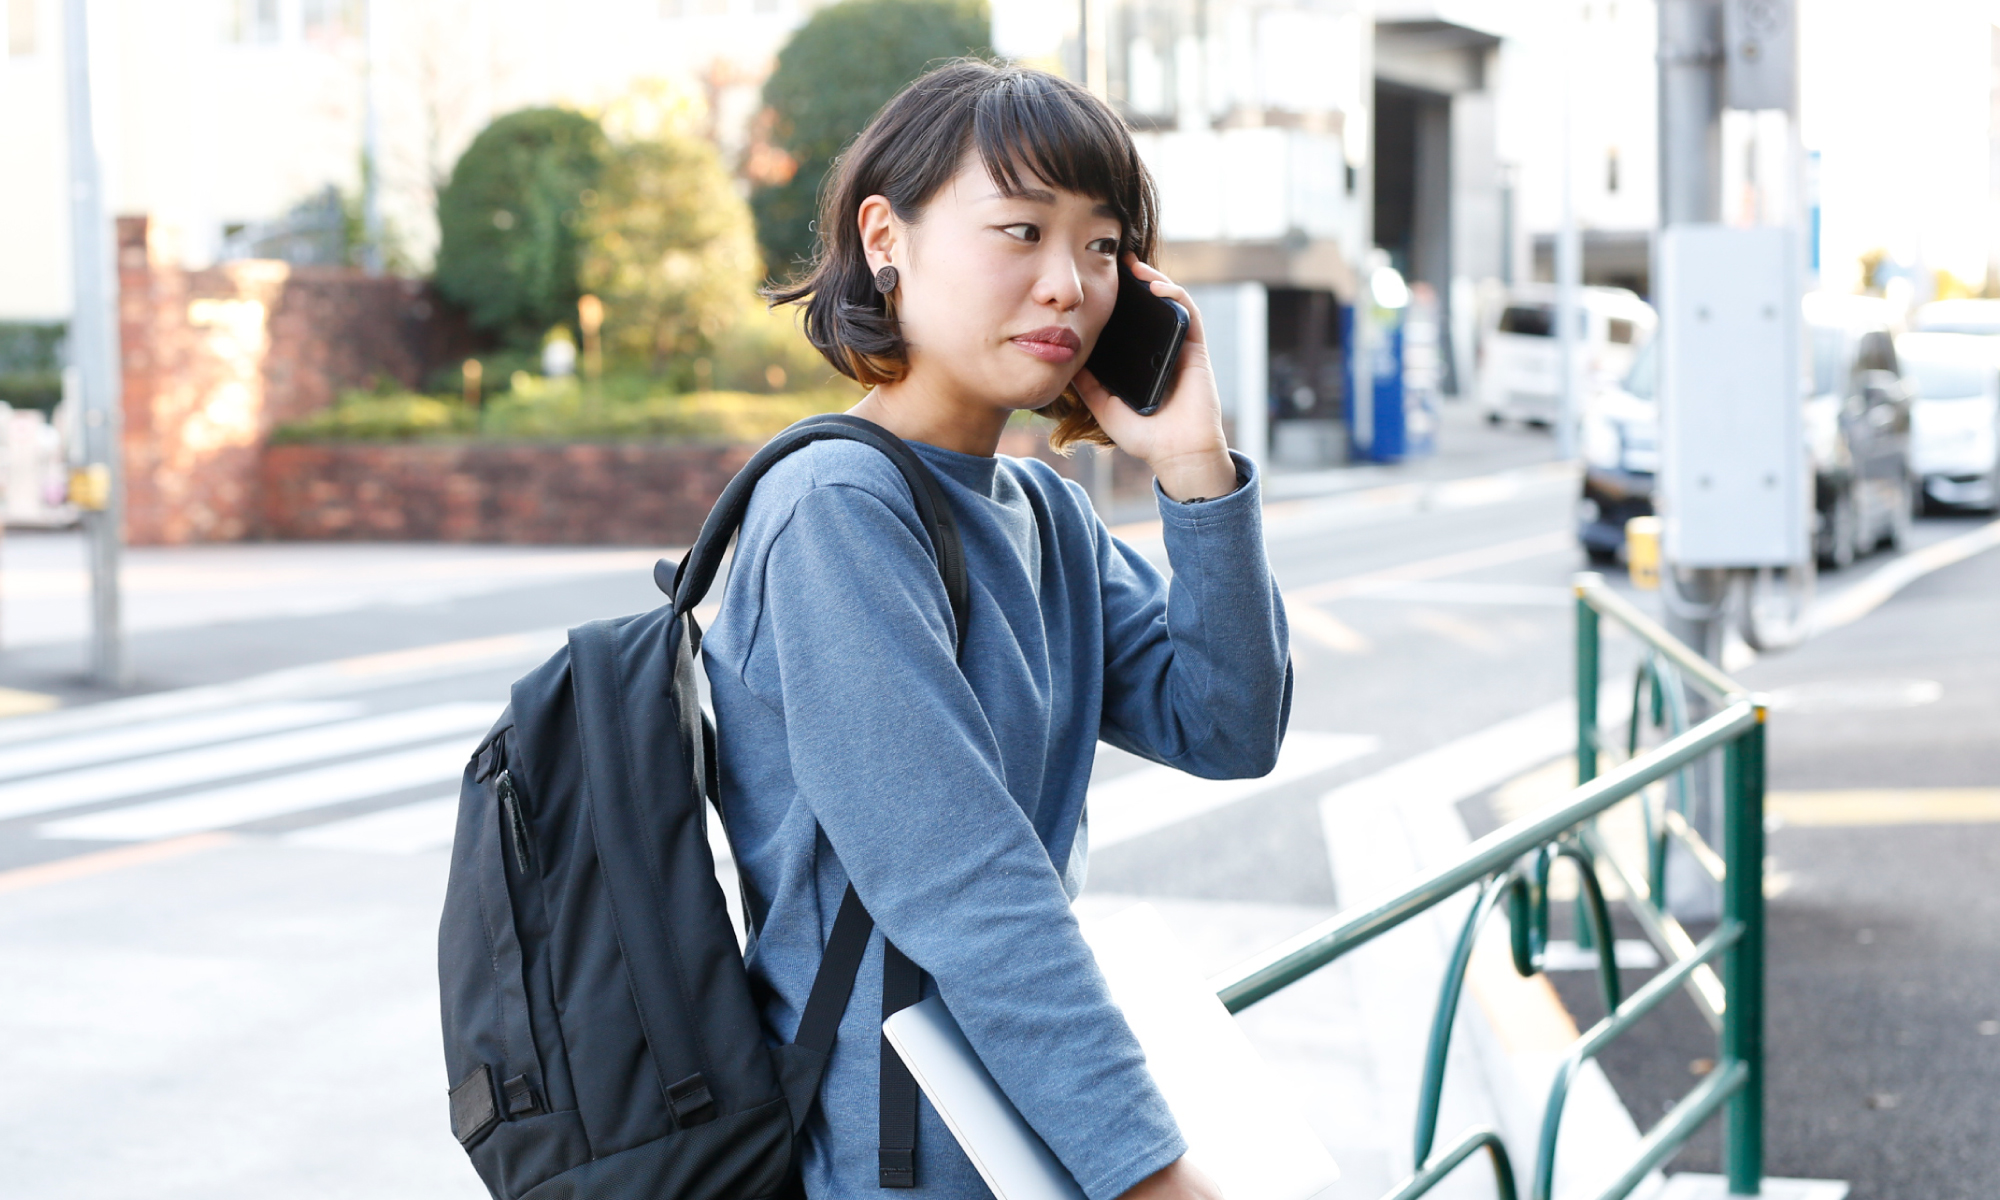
1897, 331, 2000, 511
1478, 285, 1656, 426
1577, 293, 1917, 569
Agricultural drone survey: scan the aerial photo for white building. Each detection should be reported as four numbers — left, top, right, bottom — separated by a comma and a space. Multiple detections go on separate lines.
5, 0, 1539, 466
0, 0, 814, 321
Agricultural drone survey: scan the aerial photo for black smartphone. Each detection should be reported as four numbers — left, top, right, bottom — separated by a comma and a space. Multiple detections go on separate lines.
1084, 261, 1189, 416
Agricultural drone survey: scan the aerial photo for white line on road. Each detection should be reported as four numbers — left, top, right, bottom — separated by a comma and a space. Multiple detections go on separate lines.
1810, 516, 2000, 635
1088, 731, 1381, 850
0, 702, 497, 822
1336, 581, 1574, 607
0, 701, 364, 784
42, 741, 475, 841
1285, 530, 1572, 605
283, 795, 461, 855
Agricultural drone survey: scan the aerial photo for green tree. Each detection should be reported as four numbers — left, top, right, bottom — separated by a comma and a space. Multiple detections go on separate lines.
581, 116, 762, 374
434, 108, 609, 345
752, 0, 992, 279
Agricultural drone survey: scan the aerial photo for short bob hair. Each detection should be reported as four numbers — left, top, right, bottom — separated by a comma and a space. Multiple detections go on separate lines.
769, 59, 1159, 451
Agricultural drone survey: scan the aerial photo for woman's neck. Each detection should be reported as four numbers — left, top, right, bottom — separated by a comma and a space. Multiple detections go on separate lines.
848, 376, 1018, 457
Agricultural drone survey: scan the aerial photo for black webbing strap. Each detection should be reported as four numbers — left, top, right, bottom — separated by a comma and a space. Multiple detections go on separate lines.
661, 414, 963, 1187
794, 885, 874, 1060
878, 941, 924, 1187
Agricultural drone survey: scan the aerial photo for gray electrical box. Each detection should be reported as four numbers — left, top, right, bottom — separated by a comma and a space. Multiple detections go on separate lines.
1658, 225, 1803, 567
1724, 0, 1796, 112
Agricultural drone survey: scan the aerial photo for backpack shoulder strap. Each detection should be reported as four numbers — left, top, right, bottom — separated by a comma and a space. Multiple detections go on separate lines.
661, 414, 963, 1185
656, 413, 970, 654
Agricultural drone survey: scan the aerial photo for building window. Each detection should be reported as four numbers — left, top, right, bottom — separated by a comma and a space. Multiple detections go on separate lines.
302, 0, 359, 41
7, 0, 36, 57
224, 0, 282, 45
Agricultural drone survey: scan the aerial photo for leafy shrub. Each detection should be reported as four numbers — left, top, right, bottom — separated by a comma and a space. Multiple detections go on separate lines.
270, 390, 477, 443
0, 322, 65, 413
434, 108, 610, 346
752, 0, 992, 278
272, 375, 858, 444
581, 83, 763, 373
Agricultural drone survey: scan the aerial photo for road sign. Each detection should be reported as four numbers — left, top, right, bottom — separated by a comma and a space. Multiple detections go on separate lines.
1658, 225, 1803, 568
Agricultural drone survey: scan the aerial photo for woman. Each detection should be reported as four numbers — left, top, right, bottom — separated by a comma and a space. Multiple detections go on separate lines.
705, 60, 1292, 1200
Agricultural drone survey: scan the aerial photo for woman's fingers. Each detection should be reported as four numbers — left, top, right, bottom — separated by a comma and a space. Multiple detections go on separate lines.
1126, 255, 1206, 346
1074, 367, 1132, 432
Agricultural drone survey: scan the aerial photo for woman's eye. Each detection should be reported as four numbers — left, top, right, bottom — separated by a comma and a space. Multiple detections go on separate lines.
1087, 237, 1120, 255
1001, 223, 1040, 243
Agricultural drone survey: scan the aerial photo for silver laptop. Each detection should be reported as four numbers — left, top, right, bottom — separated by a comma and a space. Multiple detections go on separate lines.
883, 903, 1340, 1200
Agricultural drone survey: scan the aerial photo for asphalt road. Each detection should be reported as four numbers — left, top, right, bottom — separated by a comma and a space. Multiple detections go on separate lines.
0, 412, 1992, 1199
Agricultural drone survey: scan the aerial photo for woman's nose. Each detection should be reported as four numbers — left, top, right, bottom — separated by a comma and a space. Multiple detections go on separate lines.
1034, 254, 1084, 311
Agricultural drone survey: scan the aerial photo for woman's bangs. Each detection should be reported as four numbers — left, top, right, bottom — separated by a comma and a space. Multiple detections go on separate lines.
972, 79, 1149, 249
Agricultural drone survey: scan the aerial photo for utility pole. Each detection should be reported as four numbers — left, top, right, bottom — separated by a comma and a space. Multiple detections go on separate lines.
1656, 0, 1727, 662
1654, 0, 1726, 921
62, 0, 127, 688
1555, 2, 1582, 461
361, 0, 385, 274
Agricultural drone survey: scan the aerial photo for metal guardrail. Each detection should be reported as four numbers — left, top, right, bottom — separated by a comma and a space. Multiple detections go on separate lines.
1211, 571, 1768, 1200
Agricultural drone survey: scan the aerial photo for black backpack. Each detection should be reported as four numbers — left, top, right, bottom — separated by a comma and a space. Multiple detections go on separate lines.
439, 414, 969, 1199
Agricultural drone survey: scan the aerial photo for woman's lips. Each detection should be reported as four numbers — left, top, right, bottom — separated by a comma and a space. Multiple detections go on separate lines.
1009, 326, 1082, 364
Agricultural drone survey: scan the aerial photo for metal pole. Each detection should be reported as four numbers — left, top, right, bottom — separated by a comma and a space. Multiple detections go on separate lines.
1721, 709, 1767, 1195
361, 0, 384, 274
63, 0, 127, 688
1575, 583, 1600, 785
1088, 444, 1113, 515
1574, 580, 1604, 953
1657, 0, 1726, 919
1555, 4, 1581, 461
1658, 0, 1723, 229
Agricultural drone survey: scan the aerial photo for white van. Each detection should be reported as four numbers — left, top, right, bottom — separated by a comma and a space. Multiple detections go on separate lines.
1478, 285, 1656, 426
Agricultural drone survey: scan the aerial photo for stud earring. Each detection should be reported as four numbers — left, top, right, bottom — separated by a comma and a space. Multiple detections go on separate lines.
873, 265, 899, 294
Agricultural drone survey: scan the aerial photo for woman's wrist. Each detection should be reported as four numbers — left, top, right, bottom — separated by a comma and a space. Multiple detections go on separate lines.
1148, 445, 1237, 504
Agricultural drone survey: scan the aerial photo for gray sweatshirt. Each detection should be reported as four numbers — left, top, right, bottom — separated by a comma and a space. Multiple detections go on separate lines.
703, 437, 1292, 1200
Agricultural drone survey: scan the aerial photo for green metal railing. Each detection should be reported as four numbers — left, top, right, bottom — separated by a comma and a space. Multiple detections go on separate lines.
1211, 571, 1767, 1200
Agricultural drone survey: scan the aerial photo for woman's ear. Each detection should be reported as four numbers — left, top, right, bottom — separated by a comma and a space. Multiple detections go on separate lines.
857, 194, 899, 274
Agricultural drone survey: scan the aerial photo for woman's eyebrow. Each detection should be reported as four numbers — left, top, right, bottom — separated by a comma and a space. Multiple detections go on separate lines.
984, 187, 1120, 222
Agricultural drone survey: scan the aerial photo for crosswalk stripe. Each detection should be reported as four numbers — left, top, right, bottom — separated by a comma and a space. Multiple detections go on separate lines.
0, 701, 364, 784
0, 702, 496, 822
41, 741, 474, 842
1086, 731, 1380, 850
283, 795, 460, 855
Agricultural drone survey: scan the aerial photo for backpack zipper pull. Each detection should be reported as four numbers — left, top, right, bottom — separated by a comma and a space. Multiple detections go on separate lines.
496, 770, 534, 874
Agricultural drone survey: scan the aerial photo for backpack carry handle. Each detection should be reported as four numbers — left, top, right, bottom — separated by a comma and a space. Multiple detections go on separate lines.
658, 413, 971, 654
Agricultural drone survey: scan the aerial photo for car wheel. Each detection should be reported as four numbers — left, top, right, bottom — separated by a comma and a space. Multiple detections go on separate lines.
1486, 411, 1505, 426
1819, 488, 1857, 570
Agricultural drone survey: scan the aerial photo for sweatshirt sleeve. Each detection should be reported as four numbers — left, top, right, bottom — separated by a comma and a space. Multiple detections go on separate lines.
1096, 451, 1294, 776
754, 481, 1186, 1200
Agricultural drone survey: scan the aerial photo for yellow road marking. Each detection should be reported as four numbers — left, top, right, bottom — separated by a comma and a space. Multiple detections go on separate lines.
1288, 604, 1373, 654
331, 632, 550, 678
0, 832, 236, 896
0, 688, 60, 719
1469, 922, 1582, 1055
1769, 789, 2000, 827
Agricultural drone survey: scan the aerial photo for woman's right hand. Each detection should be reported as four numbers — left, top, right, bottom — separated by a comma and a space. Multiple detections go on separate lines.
1116, 1156, 1225, 1200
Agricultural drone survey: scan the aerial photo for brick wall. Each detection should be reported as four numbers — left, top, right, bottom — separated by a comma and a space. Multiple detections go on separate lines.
253, 431, 1149, 547
117, 216, 475, 544
258, 441, 759, 544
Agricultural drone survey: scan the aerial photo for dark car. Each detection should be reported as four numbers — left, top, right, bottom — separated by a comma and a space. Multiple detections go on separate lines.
1577, 293, 1917, 569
